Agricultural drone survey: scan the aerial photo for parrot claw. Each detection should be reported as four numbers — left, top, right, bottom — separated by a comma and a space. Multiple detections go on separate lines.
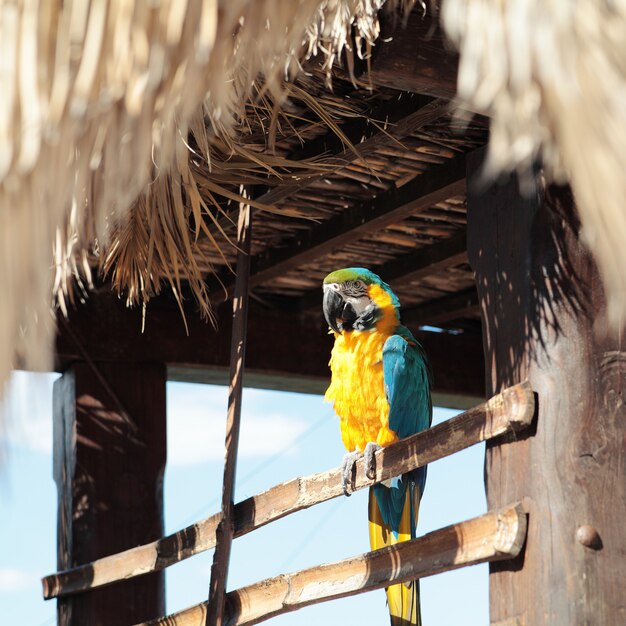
364, 442, 382, 480
341, 450, 362, 496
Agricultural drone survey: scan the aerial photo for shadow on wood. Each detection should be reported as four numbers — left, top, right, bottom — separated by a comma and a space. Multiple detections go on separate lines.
467, 150, 626, 625
53, 363, 166, 625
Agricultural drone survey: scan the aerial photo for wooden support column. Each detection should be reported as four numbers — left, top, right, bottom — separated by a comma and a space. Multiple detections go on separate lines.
53, 362, 166, 625
467, 152, 626, 624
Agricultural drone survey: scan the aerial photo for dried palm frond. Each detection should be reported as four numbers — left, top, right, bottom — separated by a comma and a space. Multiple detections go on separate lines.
442, 0, 626, 329
0, 0, 403, 400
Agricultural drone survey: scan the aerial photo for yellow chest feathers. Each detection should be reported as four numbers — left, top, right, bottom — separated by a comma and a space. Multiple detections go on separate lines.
324, 284, 400, 452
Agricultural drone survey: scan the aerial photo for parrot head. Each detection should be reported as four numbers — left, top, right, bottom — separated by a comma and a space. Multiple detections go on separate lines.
322, 267, 400, 333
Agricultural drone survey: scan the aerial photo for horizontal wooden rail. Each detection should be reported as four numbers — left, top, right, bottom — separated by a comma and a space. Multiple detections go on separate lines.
42, 381, 534, 600
138, 502, 527, 626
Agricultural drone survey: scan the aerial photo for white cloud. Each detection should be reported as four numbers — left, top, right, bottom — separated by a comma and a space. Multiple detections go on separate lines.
0, 568, 38, 593
166, 383, 308, 466
1, 372, 57, 455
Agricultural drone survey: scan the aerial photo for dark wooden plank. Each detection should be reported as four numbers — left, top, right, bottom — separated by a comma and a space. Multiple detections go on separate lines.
43, 383, 532, 599
54, 291, 485, 406
368, 9, 458, 99
140, 503, 526, 626
206, 97, 451, 242
207, 100, 457, 299
296, 232, 468, 312
377, 231, 467, 284
53, 362, 166, 625
402, 287, 479, 326
210, 155, 466, 298
250, 97, 451, 208
467, 150, 626, 625
207, 202, 252, 625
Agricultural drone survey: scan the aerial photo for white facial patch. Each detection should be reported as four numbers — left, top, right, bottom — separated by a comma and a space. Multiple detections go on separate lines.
345, 293, 371, 315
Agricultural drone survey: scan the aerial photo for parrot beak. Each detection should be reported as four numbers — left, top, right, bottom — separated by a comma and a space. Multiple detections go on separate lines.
323, 287, 357, 333
323, 288, 343, 333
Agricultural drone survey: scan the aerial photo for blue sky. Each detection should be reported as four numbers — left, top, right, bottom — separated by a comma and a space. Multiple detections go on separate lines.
0, 371, 488, 626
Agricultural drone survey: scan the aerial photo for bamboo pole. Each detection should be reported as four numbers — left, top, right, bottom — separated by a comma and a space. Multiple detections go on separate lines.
206, 196, 252, 626
137, 503, 527, 626
41, 382, 534, 599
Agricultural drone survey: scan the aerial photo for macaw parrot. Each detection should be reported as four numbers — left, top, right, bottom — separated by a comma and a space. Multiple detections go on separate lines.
322, 267, 432, 626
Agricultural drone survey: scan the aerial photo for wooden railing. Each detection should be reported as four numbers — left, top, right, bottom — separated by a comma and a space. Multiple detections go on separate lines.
42, 381, 535, 625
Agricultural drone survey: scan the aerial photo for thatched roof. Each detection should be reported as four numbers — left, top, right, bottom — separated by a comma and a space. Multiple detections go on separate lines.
1, 0, 401, 393
2, 0, 626, 400
443, 0, 626, 325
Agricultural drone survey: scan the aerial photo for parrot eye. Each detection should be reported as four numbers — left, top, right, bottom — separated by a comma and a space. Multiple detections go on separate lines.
341, 279, 368, 298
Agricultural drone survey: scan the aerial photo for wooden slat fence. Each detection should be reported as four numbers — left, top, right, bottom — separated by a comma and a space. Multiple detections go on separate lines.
141, 503, 526, 626
42, 381, 535, 624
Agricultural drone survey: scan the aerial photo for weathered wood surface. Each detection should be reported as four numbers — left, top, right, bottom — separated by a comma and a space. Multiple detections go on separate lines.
403, 287, 479, 327
228, 98, 450, 212
295, 231, 469, 315
139, 503, 527, 626
467, 151, 626, 625
375, 231, 468, 285
206, 96, 452, 300
52, 362, 166, 625
55, 291, 486, 405
207, 200, 252, 625
43, 382, 534, 599
241, 155, 465, 291
370, 9, 458, 99
210, 142, 463, 301
333, 8, 459, 100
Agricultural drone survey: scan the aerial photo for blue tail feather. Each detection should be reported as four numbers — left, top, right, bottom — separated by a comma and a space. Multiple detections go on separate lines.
373, 467, 426, 538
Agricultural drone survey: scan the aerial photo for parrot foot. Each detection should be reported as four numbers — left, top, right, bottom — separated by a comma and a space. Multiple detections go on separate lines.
364, 442, 382, 480
341, 450, 362, 496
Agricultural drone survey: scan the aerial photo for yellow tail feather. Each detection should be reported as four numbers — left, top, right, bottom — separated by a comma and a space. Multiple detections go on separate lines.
368, 485, 422, 626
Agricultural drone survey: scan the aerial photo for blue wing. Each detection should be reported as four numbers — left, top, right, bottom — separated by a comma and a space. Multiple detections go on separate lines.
373, 330, 432, 533
383, 330, 432, 440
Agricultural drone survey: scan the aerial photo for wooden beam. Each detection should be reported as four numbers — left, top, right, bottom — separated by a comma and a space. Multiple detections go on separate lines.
402, 287, 479, 326
296, 232, 468, 313
55, 296, 331, 393
204, 97, 451, 248
378, 231, 467, 284
139, 503, 527, 626
54, 291, 485, 407
208, 100, 458, 299
169, 324, 484, 410
244, 98, 451, 210
367, 8, 459, 99
53, 362, 166, 624
42, 382, 533, 599
467, 151, 626, 624
212, 155, 466, 298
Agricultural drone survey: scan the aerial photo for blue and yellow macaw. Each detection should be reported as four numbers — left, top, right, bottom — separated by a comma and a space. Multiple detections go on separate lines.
322, 267, 432, 626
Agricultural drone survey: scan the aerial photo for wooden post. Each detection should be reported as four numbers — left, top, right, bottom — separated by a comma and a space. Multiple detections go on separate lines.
53, 362, 166, 625
206, 199, 252, 625
467, 151, 626, 624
